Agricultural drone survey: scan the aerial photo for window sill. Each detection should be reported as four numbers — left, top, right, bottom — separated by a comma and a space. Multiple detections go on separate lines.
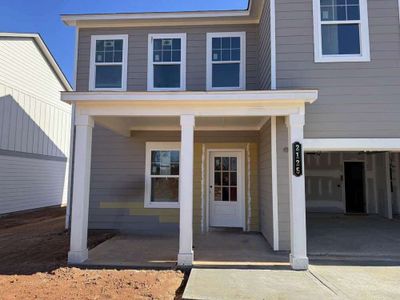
207, 86, 245, 91
314, 55, 371, 63
147, 87, 186, 92
89, 87, 127, 92
144, 202, 180, 209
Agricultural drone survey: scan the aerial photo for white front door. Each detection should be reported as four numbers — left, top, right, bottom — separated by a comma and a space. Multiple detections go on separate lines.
209, 151, 244, 228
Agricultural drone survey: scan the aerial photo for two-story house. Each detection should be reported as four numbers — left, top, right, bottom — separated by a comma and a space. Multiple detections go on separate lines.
61, 0, 400, 270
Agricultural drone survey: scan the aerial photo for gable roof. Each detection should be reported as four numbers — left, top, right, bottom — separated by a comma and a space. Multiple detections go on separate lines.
0, 32, 72, 91
61, 0, 264, 28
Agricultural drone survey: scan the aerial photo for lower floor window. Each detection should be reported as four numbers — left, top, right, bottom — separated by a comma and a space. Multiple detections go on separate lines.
145, 143, 180, 208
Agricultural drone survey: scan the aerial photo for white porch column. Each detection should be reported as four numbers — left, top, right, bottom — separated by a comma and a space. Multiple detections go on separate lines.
177, 115, 195, 266
286, 114, 309, 270
68, 114, 94, 264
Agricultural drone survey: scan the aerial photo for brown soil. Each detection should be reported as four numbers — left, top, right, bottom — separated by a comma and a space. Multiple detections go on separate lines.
0, 207, 185, 299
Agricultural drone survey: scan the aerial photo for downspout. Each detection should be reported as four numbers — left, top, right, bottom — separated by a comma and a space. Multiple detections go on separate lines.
65, 27, 79, 229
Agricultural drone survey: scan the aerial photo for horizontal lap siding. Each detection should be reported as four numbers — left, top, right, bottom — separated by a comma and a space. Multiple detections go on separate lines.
89, 126, 260, 233
275, 0, 400, 138
0, 155, 67, 214
276, 117, 290, 250
258, 0, 272, 89
77, 24, 258, 91
258, 120, 274, 246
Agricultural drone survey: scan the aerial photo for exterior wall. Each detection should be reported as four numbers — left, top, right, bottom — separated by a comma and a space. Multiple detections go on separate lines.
0, 37, 71, 213
0, 154, 67, 214
275, 0, 400, 138
393, 153, 400, 216
89, 125, 260, 233
258, 0, 272, 89
276, 116, 290, 250
77, 24, 258, 92
258, 120, 274, 246
305, 151, 391, 216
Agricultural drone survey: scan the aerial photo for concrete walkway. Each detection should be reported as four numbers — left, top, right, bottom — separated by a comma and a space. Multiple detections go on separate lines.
183, 264, 400, 299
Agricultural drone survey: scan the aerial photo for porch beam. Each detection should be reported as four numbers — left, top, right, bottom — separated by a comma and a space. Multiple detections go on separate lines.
177, 115, 195, 266
286, 114, 309, 270
68, 114, 94, 264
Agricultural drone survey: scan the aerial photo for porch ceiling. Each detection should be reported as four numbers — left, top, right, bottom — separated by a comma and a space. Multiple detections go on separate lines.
95, 116, 269, 136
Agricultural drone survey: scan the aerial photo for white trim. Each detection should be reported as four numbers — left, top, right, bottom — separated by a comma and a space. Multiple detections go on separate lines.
144, 142, 181, 209
312, 0, 371, 63
201, 144, 206, 233
270, 0, 277, 90
304, 139, 400, 152
147, 33, 187, 91
206, 32, 246, 91
343, 160, 367, 214
398, 0, 400, 24
62, 90, 318, 103
206, 149, 246, 231
89, 34, 128, 91
270, 117, 279, 250
246, 143, 252, 231
61, 10, 252, 25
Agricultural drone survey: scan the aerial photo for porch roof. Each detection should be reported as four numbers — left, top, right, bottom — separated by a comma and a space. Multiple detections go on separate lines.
61, 89, 318, 105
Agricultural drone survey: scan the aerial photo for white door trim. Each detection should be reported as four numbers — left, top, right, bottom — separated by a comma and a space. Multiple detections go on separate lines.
206, 149, 246, 231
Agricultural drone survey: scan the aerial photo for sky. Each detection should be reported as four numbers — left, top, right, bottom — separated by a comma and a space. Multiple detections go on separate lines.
0, 0, 248, 85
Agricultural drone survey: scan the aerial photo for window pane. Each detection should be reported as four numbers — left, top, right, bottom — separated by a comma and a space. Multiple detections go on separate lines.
231, 37, 240, 49
172, 50, 181, 62
230, 172, 237, 186
214, 172, 221, 186
222, 172, 229, 185
221, 37, 230, 49
347, 5, 360, 20
151, 178, 178, 202
152, 151, 161, 162
212, 63, 240, 88
214, 187, 222, 201
151, 163, 160, 175
95, 65, 122, 88
212, 50, 221, 61
153, 38, 181, 63
212, 37, 221, 49
231, 49, 240, 61
222, 157, 229, 170
95, 39, 124, 63
170, 151, 179, 162
172, 39, 181, 50
320, 0, 359, 21
154, 65, 180, 88
222, 50, 230, 61
230, 187, 237, 202
222, 187, 229, 201
230, 157, 237, 171
322, 24, 360, 55
215, 157, 221, 170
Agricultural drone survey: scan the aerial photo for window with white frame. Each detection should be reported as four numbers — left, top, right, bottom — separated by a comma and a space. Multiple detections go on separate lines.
313, 0, 370, 62
147, 33, 186, 91
207, 32, 246, 90
89, 35, 128, 90
144, 142, 180, 208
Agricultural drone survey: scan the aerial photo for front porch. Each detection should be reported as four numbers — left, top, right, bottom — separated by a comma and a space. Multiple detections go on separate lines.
63, 90, 318, 270
83, 231, 288, 269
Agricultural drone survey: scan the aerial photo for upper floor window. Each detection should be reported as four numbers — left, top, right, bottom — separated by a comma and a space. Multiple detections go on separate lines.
313, 0, 370, 62
147, 33, 186, 91
206, 32, 246, 90
89, 35, 128, 91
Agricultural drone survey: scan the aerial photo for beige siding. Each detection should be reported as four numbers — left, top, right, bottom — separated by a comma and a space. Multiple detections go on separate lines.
89, 125, 260, 233
275, 0, 400, 138
258, 120, 274, 246
77, 24, 259, 92
276, 117, 290, 250
0, 155, 67, 214
258, 0, 272, 89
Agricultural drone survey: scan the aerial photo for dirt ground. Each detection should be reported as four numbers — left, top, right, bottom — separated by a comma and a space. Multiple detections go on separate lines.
0, 207, 185, 299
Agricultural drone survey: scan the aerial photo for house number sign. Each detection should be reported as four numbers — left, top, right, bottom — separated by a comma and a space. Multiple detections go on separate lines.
293, 142, 303, 177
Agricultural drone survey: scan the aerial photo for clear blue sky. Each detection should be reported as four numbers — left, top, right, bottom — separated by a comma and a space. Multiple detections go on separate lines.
0, 0, 248, 85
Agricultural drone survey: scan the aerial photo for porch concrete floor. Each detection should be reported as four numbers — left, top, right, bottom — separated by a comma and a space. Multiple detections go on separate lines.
307, 214, 400, 260
83, 231, 288, 268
